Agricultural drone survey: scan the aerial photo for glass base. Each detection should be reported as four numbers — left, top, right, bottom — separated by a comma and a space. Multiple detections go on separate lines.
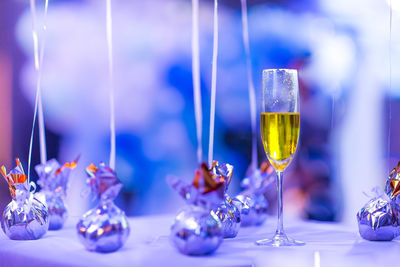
255, 232, 305, 247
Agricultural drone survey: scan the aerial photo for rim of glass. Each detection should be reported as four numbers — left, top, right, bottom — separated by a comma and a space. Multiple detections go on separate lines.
262, 68, 298, 74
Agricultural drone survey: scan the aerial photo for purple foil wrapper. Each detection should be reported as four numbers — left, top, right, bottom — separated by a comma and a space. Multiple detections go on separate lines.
234, 163, 274, 227
170, 205, 223, 255
233, 192, 269, 227
35, 158, 78, 230
209, 162, 240, 238
167, 162, 227, 255
1, 159, 49, 240
167, 175, 224, 211
212, 194, 240, 238
76, 162, 130, 253
357, 195, 397, 241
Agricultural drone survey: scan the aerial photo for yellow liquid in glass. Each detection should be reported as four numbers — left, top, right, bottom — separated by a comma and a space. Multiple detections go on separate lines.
261, 112, 300, 172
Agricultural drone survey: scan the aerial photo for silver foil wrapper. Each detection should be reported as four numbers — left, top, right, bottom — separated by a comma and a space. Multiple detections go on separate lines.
35, 158, 78, 230
167, 175, 224, 210
35, 192, 67, 231
167, 163, 226, 255
170, 205, 223, 255
2, 196, 49, 240
77, 201, 130, 252
233, 192, 269, 227
209, 162, 240, 238
77, 162, 130, 253
234, 163, 274, 227
212, 194, 240, 238
357, 196, 397, 241
1, 159, 49, 240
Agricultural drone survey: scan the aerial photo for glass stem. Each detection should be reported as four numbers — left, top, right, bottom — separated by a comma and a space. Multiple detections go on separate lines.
276, 171, 284, 235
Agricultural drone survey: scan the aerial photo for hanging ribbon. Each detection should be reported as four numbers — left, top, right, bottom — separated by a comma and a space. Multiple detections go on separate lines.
27, 0, 49, 182
240, 0, 258, 170
106, 0, 116, 169
192, 0, 203, 164
208, 0, 219, 167
388, 0, 392, 159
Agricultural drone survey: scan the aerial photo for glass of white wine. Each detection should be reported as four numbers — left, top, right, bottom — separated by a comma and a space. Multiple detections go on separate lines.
256, 69, 304, 247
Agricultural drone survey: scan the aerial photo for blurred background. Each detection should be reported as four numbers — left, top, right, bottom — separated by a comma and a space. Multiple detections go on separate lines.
0, 0, 398, 225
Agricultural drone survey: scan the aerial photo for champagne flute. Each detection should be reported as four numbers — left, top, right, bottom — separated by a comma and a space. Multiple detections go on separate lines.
256, 69, 304, 247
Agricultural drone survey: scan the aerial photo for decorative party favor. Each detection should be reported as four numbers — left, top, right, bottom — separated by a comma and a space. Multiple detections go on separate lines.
233, 161, 274, 227
168, 0, 229, 255
76, 163, 130, 253
168, 162, 225, 255
209, 161, 240, 238
1, 159, 49, 240
357, 192, 397, 241
35, 157, 78, 230
75, 0, 129, 253
356, 162, 400, 241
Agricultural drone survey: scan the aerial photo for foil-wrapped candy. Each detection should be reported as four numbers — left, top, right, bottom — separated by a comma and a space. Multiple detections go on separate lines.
76, 163, 130, 253
357, 194, 397, 241
167, 162, 225, 255
171, 205, 223, 256
1, 159, 49, 240
212, 194, 240, 238
385, 161, 400, 224
207, 161, 240, 238
233, 161, 274, 227
233, 193, 269, 227
35, 157, 78, 230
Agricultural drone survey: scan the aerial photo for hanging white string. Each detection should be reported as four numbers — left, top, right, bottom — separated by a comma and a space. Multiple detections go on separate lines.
192, 0, 203, 164
27, 0, 49, 182
241, 0, 258, 170
37, 0, 48, 166
208, 0, 219, 167
388, 0, 392, 159
331, 94, 334, 130
106, 0, 116, 169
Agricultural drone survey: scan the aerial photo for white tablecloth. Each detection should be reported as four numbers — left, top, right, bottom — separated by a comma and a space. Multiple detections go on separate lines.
0, 214, 396, 267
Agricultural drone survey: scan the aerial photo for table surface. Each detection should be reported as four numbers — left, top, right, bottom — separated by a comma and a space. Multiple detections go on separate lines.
0, 214, 397, 267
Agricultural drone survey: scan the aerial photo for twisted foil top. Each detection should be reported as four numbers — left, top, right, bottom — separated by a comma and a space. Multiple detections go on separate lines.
168, 161, 233, 209
1, 158, 30, 200
387, 161, 400, 199
241, 161, 274, 194
35, 157, 79, 196
193, 161, 233, 194
86, 162, 122, 201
